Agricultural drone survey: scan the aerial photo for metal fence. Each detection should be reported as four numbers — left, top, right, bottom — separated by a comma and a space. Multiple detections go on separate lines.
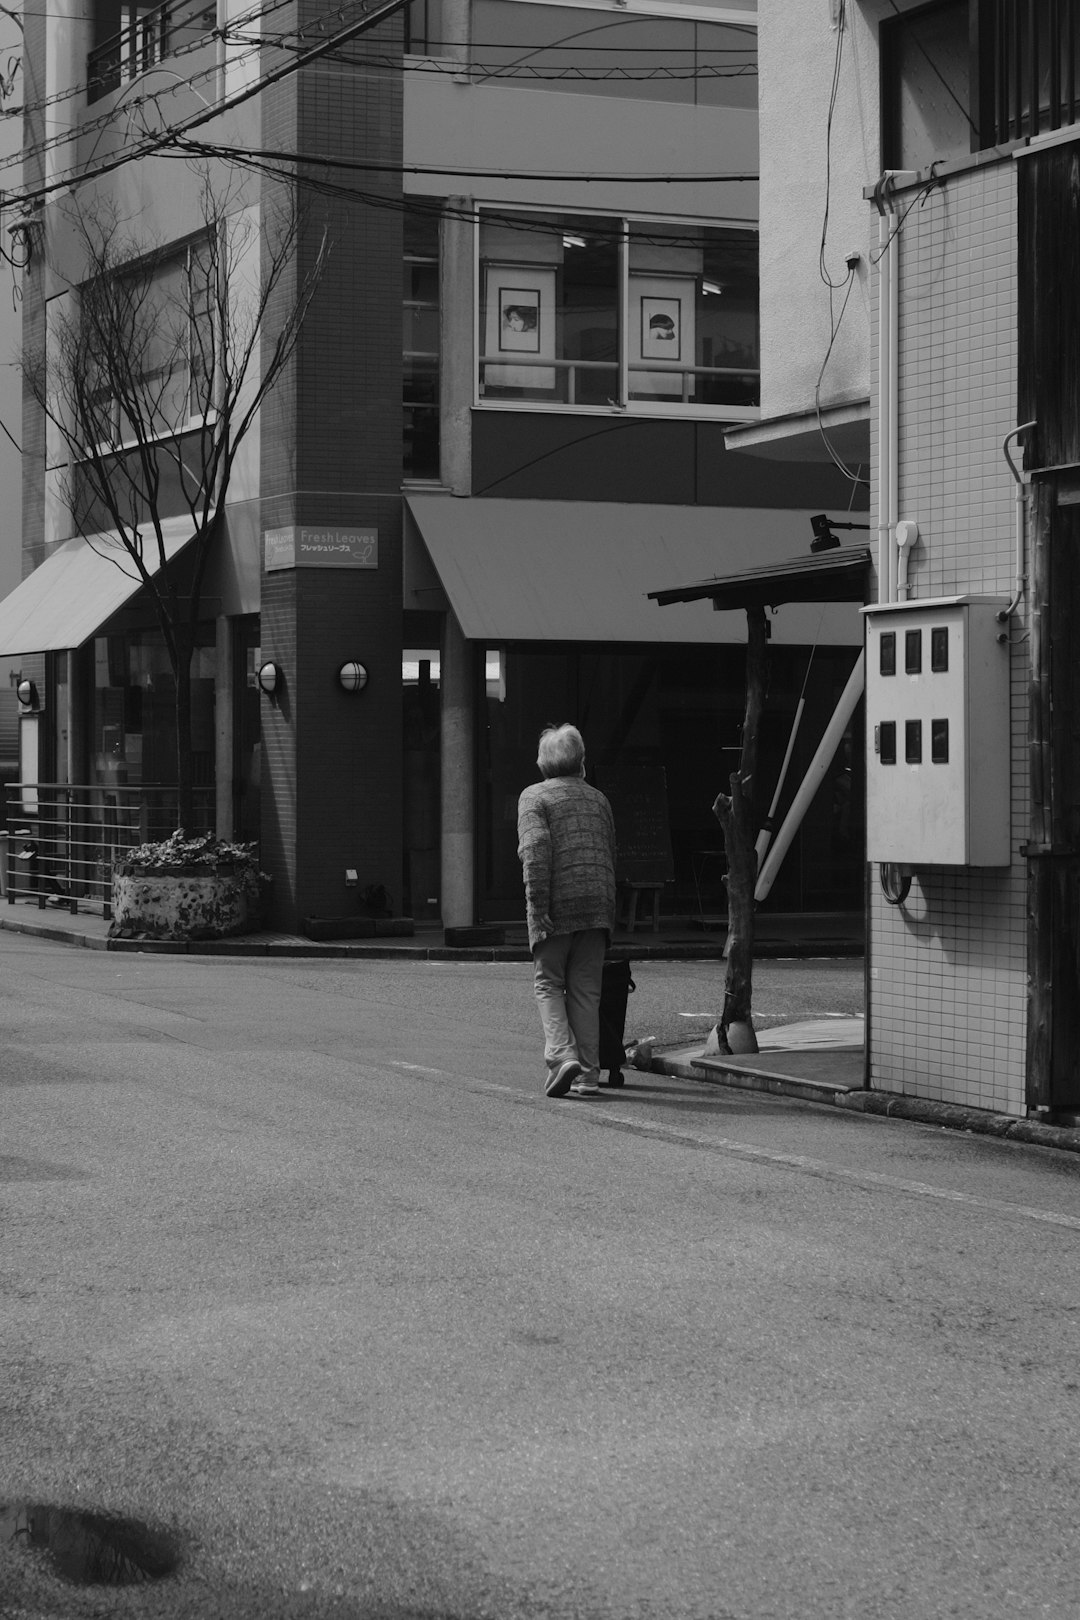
87, 0, 217, 102
982, 0, 1080, 146
3, 783, 214, 918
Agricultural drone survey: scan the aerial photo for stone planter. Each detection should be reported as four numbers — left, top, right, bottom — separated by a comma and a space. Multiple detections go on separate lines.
109, 863, 263, 942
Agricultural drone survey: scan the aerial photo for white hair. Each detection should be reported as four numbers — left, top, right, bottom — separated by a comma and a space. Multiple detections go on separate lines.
537, 723, 585, 779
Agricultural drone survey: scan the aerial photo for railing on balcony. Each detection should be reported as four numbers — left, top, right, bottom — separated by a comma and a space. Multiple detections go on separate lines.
3, 783, 215, 918
88, 0, 218, 102
981, 0, 1080, 146
478, 353, 760, 410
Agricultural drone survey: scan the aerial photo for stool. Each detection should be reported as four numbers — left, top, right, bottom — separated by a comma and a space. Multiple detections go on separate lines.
618, 881, 662, 934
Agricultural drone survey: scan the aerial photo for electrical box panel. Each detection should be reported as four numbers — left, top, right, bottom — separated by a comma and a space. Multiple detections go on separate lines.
863, 596, 1010, 866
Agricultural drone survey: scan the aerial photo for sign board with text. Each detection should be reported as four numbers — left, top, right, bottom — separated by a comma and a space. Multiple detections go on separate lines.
264, 526, 379, 572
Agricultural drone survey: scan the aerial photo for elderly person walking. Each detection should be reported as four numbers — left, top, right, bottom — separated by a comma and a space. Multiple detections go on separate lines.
517, 723, 617, 1098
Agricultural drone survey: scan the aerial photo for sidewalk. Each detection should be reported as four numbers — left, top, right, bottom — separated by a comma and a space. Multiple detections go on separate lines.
7, 898, 1080, 1155
0, 899, 864, 962
646, 1018, 1080, 1157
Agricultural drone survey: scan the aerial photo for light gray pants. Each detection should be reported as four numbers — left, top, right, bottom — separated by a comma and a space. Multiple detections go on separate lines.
532, 928, 607, 1083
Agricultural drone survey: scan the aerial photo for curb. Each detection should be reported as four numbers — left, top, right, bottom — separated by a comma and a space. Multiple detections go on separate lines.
650, 1051, 1080, 1157
0, 913, 862, 963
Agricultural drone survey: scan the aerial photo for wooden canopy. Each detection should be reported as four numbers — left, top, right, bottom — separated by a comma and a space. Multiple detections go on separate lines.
649, 545, 872, 611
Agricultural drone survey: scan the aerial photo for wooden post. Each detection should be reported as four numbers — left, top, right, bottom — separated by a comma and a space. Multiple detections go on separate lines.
712, 604, 768, 1052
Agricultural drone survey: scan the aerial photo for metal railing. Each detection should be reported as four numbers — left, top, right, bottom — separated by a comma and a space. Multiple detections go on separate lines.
478, 352, 760, 407
88, 0, 217, 102
982, 0, 1080, 147
3, 783, 214, 917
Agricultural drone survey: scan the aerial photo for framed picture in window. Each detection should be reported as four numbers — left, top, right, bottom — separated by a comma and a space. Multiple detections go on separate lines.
498, 288, 541, 353
629, 274, 696, 399
641, 296, 681, 360
483, 265, 556, 391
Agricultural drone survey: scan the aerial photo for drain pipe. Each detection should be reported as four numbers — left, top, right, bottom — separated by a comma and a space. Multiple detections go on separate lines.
877, 204, 895, 604
874, 172, 916, 604
1000, 421, 1037, 621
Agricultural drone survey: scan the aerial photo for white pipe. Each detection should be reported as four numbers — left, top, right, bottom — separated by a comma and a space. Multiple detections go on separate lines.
754, 696, 805, 869
1001, 421, 1036, 620
754, 654, 865, 904
874, 173, 915, 604
887, 208, 899, 604
877, 210, 892, 606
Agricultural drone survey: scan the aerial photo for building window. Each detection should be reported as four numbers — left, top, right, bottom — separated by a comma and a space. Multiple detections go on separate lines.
405, 0, 447, 56
89, 0, 217, 102
627, 223, 757, 408
92, 627, 216, 796
404, 210, 441, 480
882, 0, 1080, 169
478, 210, 758, 416
89, 238, 217, 449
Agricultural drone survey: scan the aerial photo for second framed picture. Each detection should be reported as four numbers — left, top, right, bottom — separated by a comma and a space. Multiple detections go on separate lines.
630, 274, 696, 399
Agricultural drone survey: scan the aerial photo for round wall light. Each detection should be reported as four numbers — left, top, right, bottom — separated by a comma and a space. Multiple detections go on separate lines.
257, 661, 280, 696
16, 678, 38, 709
338, 661, 369, 693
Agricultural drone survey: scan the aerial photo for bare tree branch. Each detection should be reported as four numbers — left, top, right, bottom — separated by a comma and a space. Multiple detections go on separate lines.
20, 167, 330, 830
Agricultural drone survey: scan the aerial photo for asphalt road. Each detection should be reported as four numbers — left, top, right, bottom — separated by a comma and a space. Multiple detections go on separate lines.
2, 938, 1079, 1620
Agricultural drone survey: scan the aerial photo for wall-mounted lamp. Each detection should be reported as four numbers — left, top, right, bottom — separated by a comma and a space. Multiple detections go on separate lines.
701, 279, 724, 296
810, 514, 872, 553
16, 678, 38, 710
256, 661, 280, 696
338, 661, 369, 693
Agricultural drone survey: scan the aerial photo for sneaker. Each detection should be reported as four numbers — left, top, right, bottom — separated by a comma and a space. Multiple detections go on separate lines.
570, 1076, 601, 1097
545, 1059, 582, 1098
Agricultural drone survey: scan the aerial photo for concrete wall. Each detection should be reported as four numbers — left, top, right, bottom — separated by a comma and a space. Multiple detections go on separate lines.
755, 0, 881, 422
868, 159, 1028, 1116
404, 73, 758, 222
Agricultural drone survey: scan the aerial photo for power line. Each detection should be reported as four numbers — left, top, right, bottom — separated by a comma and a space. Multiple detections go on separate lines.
165, 144, 758, 240
170, 134, 758, 187
5, 0, 416, 207
3, 23, 753, 186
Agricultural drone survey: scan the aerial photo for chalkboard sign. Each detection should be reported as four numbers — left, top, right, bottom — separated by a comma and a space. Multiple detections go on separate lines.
595, 753, 675, 886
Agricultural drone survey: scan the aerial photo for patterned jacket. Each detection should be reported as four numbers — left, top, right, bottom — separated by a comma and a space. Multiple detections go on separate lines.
517, 775, 617, 950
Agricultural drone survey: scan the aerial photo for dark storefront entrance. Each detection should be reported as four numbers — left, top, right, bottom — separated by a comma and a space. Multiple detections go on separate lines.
475, 641, 864, 924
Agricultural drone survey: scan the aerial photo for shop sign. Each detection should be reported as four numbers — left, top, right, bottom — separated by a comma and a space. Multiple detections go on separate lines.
264, 526, 379, 572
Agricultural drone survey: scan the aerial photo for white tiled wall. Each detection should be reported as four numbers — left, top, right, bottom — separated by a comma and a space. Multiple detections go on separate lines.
868, 161, 1029, 1116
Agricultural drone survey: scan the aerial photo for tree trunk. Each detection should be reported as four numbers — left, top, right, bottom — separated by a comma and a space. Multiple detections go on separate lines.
174, 630, 195, 834
711, 604, 769, 1053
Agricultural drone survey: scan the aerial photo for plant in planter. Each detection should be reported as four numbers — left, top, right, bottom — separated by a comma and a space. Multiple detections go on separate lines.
109, 831, 269, 942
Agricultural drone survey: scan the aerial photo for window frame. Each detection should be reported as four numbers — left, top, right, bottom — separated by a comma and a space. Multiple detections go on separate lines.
473, 203, 759, 423
403, 229, 442, 482
86, 235, 220, 460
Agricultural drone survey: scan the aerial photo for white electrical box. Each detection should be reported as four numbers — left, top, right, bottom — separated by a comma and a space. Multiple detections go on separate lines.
862, 596, 1011, 866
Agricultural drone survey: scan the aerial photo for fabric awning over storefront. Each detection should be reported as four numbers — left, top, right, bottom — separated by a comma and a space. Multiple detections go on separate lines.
404, 495, 864, 645
0, 517, 200, 655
